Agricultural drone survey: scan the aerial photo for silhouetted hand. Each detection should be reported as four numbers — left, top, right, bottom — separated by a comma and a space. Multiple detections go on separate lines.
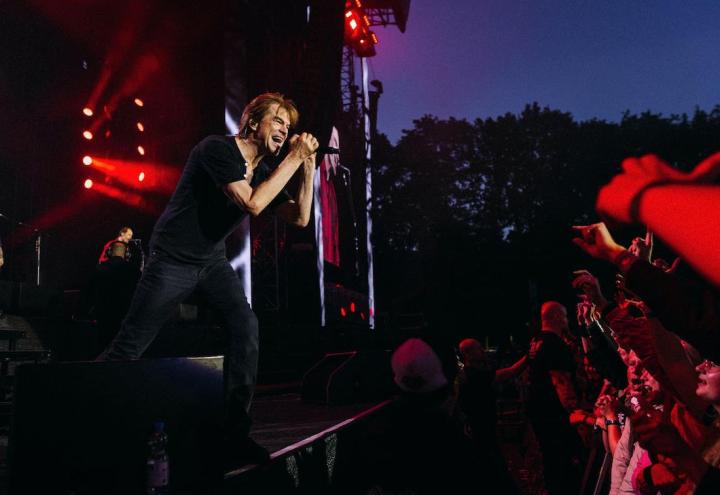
572, 223, 626, 263
628, 230, 653, 262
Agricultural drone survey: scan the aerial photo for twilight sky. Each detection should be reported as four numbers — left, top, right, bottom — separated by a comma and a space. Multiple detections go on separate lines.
366, 0, 720, 143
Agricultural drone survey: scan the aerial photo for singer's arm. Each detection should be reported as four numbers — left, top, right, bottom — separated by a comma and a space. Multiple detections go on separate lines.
275, 154, 316, 227
223, 133, 316, 217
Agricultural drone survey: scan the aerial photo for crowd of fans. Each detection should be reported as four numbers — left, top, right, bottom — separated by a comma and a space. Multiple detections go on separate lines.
342, 152, 720, 494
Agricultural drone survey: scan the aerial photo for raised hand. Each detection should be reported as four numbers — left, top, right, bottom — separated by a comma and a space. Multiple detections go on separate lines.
628, 229, 653, 262
572, 222, 626, 262
576, 299, 597, 327
596, 152, 720, 225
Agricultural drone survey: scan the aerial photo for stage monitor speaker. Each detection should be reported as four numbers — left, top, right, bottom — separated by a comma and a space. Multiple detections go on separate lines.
301, 349, 393, 405
8, 356, 225, 495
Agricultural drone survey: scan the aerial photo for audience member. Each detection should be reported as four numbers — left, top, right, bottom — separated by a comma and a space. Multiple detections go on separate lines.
526, 302, 586, 495
332, 337, 505, 494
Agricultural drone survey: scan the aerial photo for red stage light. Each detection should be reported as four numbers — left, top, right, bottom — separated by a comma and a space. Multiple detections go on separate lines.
349, 18, 358, 30
84, 179, 93, 189
350, 302, 356, 313
136, 122, 144, 132
82, 107, 93, 117
83, 130, 93, 140
345, 10, 352, 18
138, 171, 145, 182
340, 307, 347, 317
134, 98, 144, 107
137, 146, 145, 156
82, 156, 93, 166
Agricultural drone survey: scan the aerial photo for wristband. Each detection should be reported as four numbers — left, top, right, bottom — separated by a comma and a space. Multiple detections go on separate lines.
605, 419, 621, 427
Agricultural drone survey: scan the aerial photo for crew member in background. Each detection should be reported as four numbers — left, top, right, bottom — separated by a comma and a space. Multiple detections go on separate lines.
98, 226, 134, 264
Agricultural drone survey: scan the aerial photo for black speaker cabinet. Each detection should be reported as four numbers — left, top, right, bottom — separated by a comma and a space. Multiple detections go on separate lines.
300, 350, 392, 405
8, 356, 225, 494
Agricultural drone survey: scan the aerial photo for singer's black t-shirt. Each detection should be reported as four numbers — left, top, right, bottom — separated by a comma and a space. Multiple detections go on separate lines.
150, 135, 292, 263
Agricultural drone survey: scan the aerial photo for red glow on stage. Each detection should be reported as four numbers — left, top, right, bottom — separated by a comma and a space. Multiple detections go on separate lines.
340, 307, 347, 317
84, 179, 93, 189
350, 302, 356, 313
134, 98, 144, 107
88, 157, 178, 194
136, 122, 144, 132
90, 182, 160, 215
345, 11, 352, 18
82, 107, 93, 117
7, 196, 92, 248
82, 130, 93, 140
82, 156, 93, 166
137, 145, 145, 156
349, 18, 358, 30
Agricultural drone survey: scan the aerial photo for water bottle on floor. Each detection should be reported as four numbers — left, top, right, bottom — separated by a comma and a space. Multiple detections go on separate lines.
146, 420, 169, 494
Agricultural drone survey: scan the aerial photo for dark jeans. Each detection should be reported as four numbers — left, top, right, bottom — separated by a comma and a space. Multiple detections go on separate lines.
98, 250, 259, 437
532, 419, 585, 495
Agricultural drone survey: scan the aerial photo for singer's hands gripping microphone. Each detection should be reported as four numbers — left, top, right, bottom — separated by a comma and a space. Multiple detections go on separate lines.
288, 132, 319, 161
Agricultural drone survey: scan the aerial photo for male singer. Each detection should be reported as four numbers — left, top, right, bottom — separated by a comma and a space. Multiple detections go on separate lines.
99, 93, 318, 466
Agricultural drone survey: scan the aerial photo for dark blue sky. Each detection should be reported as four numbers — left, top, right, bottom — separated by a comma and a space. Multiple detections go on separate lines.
367, 1, 720, 143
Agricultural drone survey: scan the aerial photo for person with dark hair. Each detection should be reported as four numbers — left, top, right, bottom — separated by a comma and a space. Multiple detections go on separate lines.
89, 241, 141, 352
98, 226, 134, 264
97, 92, 319, 467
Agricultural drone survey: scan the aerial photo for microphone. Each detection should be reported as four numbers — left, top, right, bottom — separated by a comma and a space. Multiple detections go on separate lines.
318, 146, 340, 155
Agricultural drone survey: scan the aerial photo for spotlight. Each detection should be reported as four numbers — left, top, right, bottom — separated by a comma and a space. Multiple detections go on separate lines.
137, 146, 145, 156
82, 107, 94, 117
83, 130, 93, 140
84, 179, 93, 189
340, 307, 347, 317
134, 98, 144, 107
82, 156, 93, 166
138, 171, 145, 182
136, 122, 144, 132
350, 302, 356, 313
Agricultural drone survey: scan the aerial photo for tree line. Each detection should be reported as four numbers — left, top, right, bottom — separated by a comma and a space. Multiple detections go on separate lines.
370, 103, 720, 345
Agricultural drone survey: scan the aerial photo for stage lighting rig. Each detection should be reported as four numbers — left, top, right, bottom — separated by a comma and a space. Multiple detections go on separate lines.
344, 1, 378, 57
362, 0, 410, 33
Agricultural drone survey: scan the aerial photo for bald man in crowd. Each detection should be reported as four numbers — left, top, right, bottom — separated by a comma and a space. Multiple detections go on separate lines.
526, 301, 586, 495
